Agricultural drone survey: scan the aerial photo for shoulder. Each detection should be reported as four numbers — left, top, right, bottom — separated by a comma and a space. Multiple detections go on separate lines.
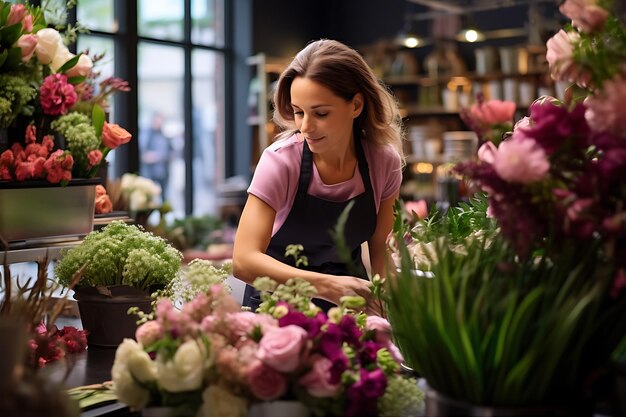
363, 140, 402, 171
261, 134, 303, 166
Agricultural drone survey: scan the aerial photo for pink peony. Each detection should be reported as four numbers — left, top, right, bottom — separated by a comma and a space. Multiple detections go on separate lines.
39, 74, 78, 116
299, 355, 341, 398
477, 141, 498, 164
226, 311, 278, 342
257, 325, 308, 373
43, 150, 73, 183
492, 138, 550, 184
365, 316, 392, 344
246, 360, 288, 401
101, 122, 132, 149
560, 0, 608, 33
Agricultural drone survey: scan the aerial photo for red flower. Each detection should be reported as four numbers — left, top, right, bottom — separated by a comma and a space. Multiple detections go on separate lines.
39, 74, 78, 116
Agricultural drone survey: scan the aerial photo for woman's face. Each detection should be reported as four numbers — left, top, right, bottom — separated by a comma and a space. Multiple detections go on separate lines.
290, 76, 362, 155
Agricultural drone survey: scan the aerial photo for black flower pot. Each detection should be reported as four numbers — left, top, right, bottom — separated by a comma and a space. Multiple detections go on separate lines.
73, 285, 152, 348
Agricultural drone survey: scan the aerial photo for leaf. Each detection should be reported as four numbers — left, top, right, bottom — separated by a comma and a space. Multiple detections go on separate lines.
92, 103, 106, 138
68, 75, 86, 85
0, 22, 22, 46
57, 53, 81, 74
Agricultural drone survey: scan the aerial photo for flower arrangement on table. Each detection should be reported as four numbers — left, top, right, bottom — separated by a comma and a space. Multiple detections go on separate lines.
0, 0, 131, 184
387, 0, 626, 411
111, 278, 424, 417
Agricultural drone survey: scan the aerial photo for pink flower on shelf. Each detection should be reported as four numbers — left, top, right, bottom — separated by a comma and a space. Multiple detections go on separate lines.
546, 30, 592, 87
559, 0, 609, 33
39, 74, 78, 116
257, 325, 308, 373
41, 135, 54, 152
43, 150, 73, 184
246, 360, 288, 401
299, 354, 341, 398
584, 72, 626, 136
25, 124, 37, 144
469, 99, 516, 126
102, 122, 132, 149
492, 137, 550, 184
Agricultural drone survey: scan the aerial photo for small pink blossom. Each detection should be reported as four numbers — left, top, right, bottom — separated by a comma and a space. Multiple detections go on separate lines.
299, 355, 341, 398
0, 166, 11, 180
43, 150, 73, 183
95, 184, 107, 198
41, 135, 54, 152
1, 150, 15, 166
247, 360, 288, 401
25, 124, 36, 144
492, 138, 550, 184
257, 325, 308, 373
15, 160, 36, 180
7, 4, 27, 29
560, 0, 608, 33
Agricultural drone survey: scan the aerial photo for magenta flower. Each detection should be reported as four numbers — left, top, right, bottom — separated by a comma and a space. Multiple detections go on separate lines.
39, 74, 78, 116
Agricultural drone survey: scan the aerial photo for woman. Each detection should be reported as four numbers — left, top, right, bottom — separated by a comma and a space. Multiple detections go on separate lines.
233, 39, 405, 313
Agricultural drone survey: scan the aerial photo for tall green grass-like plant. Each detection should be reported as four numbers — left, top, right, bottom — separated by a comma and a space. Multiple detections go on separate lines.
387, 229, 626, 406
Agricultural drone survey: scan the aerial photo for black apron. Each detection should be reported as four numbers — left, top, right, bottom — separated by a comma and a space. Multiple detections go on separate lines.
243, 133, 377, 312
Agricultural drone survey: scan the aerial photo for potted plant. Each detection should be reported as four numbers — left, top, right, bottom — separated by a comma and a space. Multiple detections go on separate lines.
55, 220, 182, 347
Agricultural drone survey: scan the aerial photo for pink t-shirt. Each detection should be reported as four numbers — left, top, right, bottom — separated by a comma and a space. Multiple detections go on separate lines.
248, 134, 402, 236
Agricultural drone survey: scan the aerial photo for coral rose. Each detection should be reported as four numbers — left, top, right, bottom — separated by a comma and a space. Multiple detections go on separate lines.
102, 122, 132, 149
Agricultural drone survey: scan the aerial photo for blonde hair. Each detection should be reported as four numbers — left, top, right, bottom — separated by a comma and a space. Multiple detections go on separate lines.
272, 39, 405, 166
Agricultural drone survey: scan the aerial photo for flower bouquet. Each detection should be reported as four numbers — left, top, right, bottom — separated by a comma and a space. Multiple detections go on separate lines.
111, 279, 424, 417
0, 0, 132, 184
387, 0, 626, 413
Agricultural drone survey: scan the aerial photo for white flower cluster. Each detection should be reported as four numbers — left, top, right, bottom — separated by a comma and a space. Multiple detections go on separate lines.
120, 173, 162, 211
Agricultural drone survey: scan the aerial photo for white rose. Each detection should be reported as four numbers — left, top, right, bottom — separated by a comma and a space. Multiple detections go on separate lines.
127, 349, 157, 383
121, 173, 138, 190
66, 53, 93, 77
111, 339, 151, 409
129, 190, 150, 211
197, 385, 247, 417
50, 44, 74, 73
157, 339, 205, 392
35, 28, 63, 65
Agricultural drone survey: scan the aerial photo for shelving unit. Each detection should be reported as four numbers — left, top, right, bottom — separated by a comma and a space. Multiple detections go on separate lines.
245, 53, 288, 170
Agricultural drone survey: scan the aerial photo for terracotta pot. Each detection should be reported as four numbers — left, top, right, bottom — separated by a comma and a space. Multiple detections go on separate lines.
425, 389, 583, 417
73, 285, 152, 348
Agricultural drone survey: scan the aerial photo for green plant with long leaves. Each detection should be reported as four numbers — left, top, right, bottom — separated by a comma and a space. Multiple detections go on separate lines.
387, 225, 626, 406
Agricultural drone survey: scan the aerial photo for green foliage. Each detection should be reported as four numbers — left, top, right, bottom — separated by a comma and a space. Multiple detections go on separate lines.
285, 244, 308, 267
254, 276, 321, 317
55, 220, 182, 290
0, 73, 37, 128
387, 227, 626, 406
161, 214, 224, 251
154, 259, 232, 304
51, 111, 99, 175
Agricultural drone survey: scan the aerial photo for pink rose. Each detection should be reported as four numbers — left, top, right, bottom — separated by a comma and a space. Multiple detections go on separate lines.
513, 116, 532, 131
546, 30, 592, 87
226, 311, 278, 342
15, 34, 37, 62
88, 149, 103, 167
492, 138, 550, 184
95, 184, 107, 198
95, 195, 112, 215
25, 124, 37, 144
102, 122, 132, 149
257, 325, 308, 373
7, 4, 27, 28
135, 321, 163, 346
247, 360, 288, 401
298, 355, 340, 398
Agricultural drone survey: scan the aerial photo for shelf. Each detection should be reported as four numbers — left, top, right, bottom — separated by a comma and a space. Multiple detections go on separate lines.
1, 239, 81, 264
384, 70, 548, 87
400, 105, 462, 118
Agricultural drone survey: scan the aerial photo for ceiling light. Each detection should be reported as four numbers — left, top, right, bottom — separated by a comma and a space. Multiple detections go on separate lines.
456, 28, 486, 42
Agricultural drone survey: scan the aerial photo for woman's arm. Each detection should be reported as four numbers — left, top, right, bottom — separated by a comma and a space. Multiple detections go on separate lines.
368, 193, 399, 278
232, 194, 372, 305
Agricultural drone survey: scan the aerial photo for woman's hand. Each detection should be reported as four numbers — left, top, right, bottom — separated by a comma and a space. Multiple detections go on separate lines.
316, 275, 382, 316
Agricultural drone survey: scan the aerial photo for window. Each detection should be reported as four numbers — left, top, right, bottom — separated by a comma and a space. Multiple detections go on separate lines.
76, 0, 227, 219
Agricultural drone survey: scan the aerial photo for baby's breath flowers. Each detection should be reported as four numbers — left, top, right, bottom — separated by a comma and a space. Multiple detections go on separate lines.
55, 220, 182, 290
